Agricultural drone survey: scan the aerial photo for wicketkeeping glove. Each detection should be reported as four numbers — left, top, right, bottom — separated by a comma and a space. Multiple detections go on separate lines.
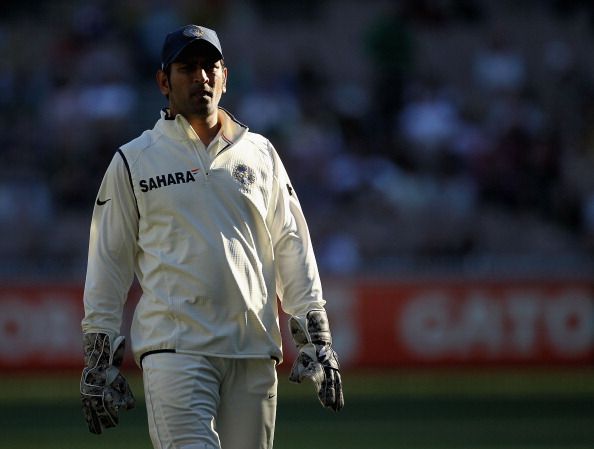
80, 333, 135, 434
289, 309, 344, 411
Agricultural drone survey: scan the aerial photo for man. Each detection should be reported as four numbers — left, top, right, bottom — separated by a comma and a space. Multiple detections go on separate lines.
80, 24, 344, 449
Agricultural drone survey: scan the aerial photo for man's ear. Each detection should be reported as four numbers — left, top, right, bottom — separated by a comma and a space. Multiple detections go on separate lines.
156, 69, 170, 97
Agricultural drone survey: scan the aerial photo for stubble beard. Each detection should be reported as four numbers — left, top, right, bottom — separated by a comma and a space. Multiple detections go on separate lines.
167, 76, 218, 120
172, 92, 216, 121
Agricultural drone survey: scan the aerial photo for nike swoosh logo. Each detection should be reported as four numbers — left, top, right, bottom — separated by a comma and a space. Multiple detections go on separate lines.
268, 393, 276, 399
96, 198, 112, 206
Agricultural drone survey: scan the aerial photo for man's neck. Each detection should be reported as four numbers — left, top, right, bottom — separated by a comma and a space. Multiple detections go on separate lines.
188, 114, 221, 146
168, 108, 221, 146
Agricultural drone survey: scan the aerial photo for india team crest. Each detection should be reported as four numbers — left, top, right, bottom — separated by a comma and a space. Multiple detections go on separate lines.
232, 163, 256, 191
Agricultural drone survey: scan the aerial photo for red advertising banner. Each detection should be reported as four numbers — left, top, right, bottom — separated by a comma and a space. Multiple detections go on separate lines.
0, 283, 85, 370
0, 279, 592, 371
349, 279, 594, 367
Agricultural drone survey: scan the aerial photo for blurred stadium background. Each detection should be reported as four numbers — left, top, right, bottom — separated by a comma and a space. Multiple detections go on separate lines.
1, 0, 594, 448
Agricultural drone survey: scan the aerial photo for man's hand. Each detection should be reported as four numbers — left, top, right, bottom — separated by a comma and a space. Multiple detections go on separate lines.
289, 309, 344, 411
80, 333, 135, 434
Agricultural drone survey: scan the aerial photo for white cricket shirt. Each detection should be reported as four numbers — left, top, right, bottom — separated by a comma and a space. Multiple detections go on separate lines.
82, 108, 325, 365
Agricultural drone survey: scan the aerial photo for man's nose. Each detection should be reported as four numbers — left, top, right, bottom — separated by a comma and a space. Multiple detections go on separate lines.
193, 67, 208, 83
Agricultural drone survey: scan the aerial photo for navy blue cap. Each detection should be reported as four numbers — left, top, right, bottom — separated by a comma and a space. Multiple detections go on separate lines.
161, 25, 223, 70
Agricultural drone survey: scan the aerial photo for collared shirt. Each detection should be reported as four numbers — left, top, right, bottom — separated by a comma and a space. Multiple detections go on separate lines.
82, 108, 325, 365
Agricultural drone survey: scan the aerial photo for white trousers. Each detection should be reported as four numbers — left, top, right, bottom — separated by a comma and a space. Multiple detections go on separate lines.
142, 352, 277, 449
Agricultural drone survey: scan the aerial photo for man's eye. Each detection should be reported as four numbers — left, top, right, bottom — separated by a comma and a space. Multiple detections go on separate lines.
179, 63, 216, 72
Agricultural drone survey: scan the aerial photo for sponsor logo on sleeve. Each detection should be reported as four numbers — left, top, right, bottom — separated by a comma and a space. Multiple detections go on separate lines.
96, 198, 111, 206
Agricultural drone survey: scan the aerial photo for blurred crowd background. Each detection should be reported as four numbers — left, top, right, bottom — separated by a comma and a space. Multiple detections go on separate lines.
2, 0, 594, 280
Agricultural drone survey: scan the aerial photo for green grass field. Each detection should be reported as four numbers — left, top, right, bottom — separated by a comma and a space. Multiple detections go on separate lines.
2, 368, 594, 449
